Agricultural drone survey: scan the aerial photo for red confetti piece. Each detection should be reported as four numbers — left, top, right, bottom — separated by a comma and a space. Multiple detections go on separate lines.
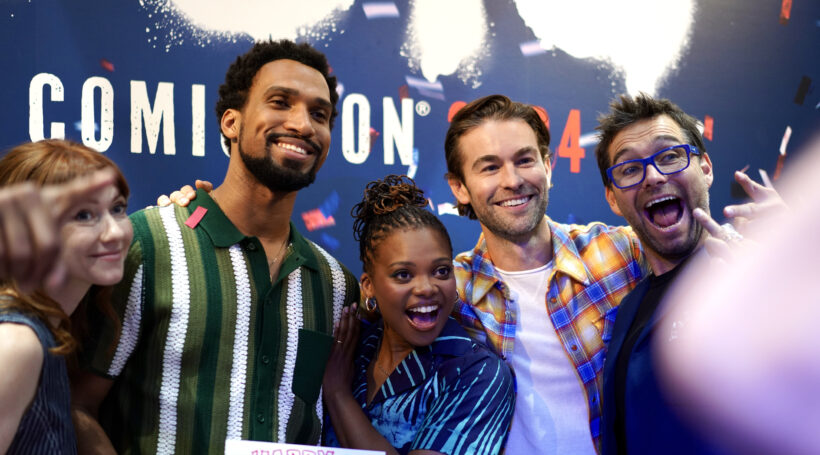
100, 59, 115, 72
185, 206, 207, 229
399, 84, 410, 100
447, 101, 467, 122
302, 208, 336, 231
703, 115, 714, 141
369, 127, 380, 153
780, 0, 792, 25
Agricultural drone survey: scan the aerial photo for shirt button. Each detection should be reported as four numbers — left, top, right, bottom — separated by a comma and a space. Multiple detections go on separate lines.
550, 297, 557, 303
261, 355, 270, 364
256, 413, 265, 423
247, 242, 257, 251
571, 345, 578, 351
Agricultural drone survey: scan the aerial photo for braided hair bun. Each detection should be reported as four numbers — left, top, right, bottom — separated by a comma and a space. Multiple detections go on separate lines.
351, 174, 452, 270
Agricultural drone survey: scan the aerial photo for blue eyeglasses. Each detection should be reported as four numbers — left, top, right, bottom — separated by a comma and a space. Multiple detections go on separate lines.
606, 144, 700, 189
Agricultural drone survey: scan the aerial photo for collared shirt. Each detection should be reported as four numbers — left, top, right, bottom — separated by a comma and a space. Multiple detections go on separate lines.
83, 190, 360, 454
453, 217, 647, 452
327, 318, 515, 455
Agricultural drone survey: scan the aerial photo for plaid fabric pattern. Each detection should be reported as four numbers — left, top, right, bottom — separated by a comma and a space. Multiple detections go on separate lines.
453, 217, 648, 452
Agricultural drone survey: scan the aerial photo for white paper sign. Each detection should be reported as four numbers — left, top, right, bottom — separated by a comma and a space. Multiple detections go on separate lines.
224, 440, 385, 455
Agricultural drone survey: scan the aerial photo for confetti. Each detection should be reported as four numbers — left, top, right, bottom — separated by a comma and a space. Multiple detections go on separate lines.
774, 126, 792, 181
779, 126, 792, 156
703, 115, 714, 141
100, 59, 115, 72
301, 208, 336, 231
520, 40, 548, 57
319, 191, 340, 218
406, 147, 419, 179
319, 233, 340, 251
417, 88, 445, 101
794, 76, 811, 105
779, 0, 792, 25
578, 132, 599, 148
405, 75, 443, 92
758, 169, 774, 189
398, 84, 410, 100
437, 202, 460, 216
369, 127, 380, 153
362, 2, 400, 19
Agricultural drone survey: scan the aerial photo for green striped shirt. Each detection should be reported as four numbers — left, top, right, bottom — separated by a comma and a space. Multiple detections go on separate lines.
83, 190, 359, 454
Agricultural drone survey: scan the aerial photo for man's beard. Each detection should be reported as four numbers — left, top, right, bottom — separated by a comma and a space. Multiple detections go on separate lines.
238, 133, 321, 193
471, 187, 549, 243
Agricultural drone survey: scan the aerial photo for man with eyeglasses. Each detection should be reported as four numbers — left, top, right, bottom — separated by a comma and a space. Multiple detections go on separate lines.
595, 93, 760, 454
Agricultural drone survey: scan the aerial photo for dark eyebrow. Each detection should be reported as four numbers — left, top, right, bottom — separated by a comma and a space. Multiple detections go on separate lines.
612, 134, 683, 165
470, 146, 538, 171
264, 86, 332, 111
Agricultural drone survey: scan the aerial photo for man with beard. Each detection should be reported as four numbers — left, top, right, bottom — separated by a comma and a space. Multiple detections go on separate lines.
71, 40, 360, 454
595, 93, 756, 454
445, 95, 648, 454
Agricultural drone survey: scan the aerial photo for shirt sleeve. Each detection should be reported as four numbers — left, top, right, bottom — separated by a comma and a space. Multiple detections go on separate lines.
411, 351, 515, 455
81, 235, 144, 379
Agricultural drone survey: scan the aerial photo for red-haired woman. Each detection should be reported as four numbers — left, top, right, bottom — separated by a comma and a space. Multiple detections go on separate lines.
0, 139, 132, 454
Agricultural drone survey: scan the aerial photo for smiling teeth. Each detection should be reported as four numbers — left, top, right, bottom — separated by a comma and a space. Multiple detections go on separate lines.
408, 305, 437, 314
278, 142, 308, 155
500, 197, 528, 207
645, 195, 677, 209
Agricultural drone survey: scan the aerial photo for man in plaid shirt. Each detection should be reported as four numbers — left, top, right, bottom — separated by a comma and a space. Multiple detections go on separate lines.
445, 95, 648, 454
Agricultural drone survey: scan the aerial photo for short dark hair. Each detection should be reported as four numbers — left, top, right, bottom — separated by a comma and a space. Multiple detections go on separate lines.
595, 93, 707, 188
215, 39, 339, 148
352, 174, 452, 273
444, 95, 551, 219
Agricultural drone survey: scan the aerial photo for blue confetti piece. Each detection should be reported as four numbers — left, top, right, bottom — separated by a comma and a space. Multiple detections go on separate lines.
319, 191, 340, 218
320, 233, 340, 251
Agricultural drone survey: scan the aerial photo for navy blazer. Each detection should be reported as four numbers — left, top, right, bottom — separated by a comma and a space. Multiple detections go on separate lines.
601, 277, 724, 455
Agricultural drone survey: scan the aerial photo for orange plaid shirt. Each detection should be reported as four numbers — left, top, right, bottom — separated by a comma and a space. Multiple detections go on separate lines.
453, 217, 648, 452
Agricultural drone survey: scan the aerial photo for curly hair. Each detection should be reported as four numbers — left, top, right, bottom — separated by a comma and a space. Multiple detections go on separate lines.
352, 175, 453, 272
595, 93, 707, 188
216, 39, 339, 148
444, 95, 551, 219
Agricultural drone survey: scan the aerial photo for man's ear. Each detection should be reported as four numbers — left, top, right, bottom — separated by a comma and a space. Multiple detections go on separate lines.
699, 153, 714, 189
221, 109, 240, 143
605, 185, 624, 217
447, 174, 471, 206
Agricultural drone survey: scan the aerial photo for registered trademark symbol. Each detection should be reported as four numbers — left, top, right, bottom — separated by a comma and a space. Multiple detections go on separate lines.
415, 100, 431, 116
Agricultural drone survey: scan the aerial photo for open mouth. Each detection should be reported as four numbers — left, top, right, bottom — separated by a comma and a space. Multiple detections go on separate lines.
405, 304, 440, 330
644, 195, 684, 228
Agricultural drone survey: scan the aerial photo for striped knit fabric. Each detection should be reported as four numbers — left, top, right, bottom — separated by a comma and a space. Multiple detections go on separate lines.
83, 190, 359, 454
0, 307, 76, 454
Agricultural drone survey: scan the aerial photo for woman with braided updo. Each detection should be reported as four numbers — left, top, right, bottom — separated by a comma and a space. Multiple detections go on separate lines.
322, 175, 514, 455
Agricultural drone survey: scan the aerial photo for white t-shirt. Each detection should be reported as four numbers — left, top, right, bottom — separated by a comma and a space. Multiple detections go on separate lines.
497, 263, 597, 455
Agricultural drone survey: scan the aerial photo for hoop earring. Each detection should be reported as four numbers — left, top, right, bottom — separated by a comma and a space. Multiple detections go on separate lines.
365, 297, 378, 312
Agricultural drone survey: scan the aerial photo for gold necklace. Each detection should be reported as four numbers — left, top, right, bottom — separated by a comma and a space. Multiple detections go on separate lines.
268, 237, 289, 279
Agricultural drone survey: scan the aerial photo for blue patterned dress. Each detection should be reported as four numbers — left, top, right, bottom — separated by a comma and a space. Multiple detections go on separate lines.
327, 317, 515, 455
